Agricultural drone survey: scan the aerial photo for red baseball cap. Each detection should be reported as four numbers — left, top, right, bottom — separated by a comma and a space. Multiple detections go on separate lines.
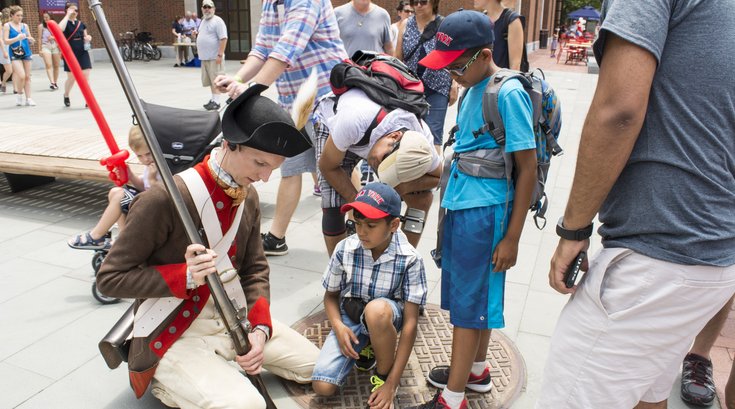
419, 10, 494, 70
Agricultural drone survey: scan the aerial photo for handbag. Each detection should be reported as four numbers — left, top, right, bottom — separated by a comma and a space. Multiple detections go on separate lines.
11, 44, 26, 59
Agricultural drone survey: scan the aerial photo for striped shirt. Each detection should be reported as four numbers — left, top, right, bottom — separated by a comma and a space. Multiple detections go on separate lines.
322, 230, 427, 306
249, 0, 348, 111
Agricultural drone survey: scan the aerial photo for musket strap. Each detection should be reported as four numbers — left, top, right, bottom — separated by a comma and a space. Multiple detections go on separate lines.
133, 168, 246, 337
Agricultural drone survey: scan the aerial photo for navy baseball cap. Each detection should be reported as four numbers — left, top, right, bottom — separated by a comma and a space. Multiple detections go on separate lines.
419, 9, 494, 70
341, 183, 402, 219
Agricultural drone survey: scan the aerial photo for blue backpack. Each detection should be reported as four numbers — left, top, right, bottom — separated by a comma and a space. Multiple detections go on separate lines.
432, 69, 562, 266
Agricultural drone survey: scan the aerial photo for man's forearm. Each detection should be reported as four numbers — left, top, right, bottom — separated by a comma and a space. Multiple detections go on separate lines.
323, 168, 359, 203
250, 57, 288, 87
217, 38, 227, 58
234, 55, 266, 84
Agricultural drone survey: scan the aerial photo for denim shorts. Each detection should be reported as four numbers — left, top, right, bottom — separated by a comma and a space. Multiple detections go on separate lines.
312, 298, 403, 386
280, 121, 317, 177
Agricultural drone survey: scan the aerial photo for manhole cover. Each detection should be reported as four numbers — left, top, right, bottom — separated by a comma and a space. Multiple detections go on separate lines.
283, 304, 526, 409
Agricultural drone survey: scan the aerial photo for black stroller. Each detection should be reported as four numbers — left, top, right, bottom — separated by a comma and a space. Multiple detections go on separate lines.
91, 101, 222, 304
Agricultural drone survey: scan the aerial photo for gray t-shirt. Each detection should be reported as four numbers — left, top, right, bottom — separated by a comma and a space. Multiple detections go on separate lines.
594, 0, 735, 266
334, 3, 391, 57
196, 15, 228, 61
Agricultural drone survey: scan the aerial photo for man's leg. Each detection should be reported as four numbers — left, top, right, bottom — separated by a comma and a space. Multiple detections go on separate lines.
401, 190, 433, 247
681, 295, 734, 406
536, 249, 735, 409
152, 333, 265, 409
262, 319, 320, 383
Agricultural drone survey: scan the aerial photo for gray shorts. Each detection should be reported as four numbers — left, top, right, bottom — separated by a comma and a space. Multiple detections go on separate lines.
313, 120, 362, 208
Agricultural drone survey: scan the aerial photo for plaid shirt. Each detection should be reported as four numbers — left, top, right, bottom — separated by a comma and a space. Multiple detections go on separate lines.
323, 230, 427, 306
250, 0, 348, 111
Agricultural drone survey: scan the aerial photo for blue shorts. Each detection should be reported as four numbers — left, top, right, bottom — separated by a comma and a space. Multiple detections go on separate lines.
312, 298, 403, 386
280, 120, 317, 177
441, 204, 509, 329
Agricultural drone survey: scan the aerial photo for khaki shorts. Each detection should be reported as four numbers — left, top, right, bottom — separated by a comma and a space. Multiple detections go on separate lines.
536, 248, 735, 408
200, 59, 224, 87
42, 43, 60, 55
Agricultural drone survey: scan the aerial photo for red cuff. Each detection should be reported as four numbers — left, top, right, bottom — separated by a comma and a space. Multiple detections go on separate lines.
155, 263, 190, 299
248, 297, 272, 335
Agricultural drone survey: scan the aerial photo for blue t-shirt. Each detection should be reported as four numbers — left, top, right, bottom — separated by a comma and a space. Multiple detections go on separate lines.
442, 76, 536, 211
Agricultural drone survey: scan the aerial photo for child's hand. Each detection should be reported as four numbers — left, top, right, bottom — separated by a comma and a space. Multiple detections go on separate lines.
492, 237, 518, 272
367, 380, 397, 409
147, 163, 158, 180
333, 322, 360, 359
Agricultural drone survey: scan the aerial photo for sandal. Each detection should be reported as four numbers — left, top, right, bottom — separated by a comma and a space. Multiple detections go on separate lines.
68, 231, 108, 250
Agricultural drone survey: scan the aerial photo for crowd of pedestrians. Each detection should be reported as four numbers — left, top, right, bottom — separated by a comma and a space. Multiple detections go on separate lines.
15, 0, 733, 408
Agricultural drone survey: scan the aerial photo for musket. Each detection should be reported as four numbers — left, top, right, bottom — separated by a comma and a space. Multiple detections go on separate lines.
80, 1, 277, 406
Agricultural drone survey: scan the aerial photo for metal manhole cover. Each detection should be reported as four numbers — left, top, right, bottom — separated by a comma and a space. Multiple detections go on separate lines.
283, 304, 526, 409
0, 176, 107, 218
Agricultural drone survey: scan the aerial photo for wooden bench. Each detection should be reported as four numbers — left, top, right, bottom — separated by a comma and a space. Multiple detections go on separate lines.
0, 122, 143, 192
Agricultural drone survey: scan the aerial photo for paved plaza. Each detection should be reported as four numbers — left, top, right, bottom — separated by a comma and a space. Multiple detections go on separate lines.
0, 53, 718, 408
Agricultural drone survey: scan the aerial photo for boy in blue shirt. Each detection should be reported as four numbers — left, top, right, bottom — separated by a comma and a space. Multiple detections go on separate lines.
407, 10, 537, 409
312, 182, 428, 409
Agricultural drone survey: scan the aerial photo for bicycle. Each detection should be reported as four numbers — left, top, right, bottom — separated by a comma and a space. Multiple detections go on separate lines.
118, 29, 162, 62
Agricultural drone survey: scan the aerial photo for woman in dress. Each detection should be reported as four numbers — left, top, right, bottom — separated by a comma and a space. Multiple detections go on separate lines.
396, 0, 457, 152
38, 12, 61, 90
59, 2, 92, 108
2, 5, 35, 106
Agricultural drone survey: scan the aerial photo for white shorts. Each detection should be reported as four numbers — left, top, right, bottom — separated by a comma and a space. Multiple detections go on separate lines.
536, 247, 735, 409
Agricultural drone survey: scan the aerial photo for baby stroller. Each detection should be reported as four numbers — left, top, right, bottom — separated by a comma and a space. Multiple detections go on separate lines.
91, 101, 223, 304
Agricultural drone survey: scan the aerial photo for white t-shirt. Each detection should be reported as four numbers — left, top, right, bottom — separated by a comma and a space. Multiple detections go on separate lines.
316, 88, 441, 172
196, 15, 227, 61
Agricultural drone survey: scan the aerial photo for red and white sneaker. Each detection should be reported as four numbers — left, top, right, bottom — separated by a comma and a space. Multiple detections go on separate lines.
426, 365, 493, 393
405, 390, 468, 409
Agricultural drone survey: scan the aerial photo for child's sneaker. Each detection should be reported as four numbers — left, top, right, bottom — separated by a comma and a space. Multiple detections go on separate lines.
405, 390, 468, 409
366, 374, 394, 409
25, 98, 36, 107
355, 343, 376, 371
426, 365, 493, 393
68, 231, 109, 250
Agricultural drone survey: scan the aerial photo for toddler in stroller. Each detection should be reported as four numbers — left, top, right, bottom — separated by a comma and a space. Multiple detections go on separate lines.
70, 101, 223, 304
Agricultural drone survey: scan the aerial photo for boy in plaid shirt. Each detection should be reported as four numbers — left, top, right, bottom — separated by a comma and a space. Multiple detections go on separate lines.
312, 182, 427, 409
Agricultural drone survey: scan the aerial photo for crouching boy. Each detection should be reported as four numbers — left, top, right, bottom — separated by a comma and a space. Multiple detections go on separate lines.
312, 182, 428, 409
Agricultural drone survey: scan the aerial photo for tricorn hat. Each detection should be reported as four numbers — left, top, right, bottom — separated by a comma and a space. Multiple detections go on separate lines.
221, 84, 313, 157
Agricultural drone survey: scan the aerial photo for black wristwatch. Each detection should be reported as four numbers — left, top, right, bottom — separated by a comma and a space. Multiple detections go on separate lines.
556, 217, 594, 241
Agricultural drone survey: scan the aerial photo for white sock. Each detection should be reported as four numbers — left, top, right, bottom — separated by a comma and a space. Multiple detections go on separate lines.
471, 361, 487, 376
441, 388, 465, 409
211, 94, 219, 103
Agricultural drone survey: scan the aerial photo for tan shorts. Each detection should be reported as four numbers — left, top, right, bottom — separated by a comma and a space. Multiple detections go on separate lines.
536, 248, 735, 408
42, 43, 60, 55
200, 59, 225, 87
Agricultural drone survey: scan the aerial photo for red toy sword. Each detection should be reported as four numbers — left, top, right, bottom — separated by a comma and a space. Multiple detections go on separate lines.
47, 20, 129, 186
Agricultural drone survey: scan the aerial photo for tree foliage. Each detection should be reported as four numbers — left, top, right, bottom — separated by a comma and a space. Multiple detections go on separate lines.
561, 0, 602, 22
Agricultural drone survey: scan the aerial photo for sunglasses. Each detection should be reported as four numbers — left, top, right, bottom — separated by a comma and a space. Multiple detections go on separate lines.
202, 5, 213, 9
402, 8, 414, 13
444, 49, 481, 76
410, 0, 429, 6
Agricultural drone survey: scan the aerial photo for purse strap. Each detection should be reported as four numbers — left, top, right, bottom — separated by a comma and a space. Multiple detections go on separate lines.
66, 21, 81, 41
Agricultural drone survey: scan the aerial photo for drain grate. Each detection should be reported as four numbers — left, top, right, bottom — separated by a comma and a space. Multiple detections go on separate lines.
0, 176, 107, 218
283, 304, 526, 409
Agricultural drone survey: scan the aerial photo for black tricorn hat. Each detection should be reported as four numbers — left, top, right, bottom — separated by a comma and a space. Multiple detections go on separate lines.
222, 84, 312, 157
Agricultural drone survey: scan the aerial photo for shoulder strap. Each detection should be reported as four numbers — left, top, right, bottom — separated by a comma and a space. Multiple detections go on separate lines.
66, 21, 81, 40
479, 69, 530, 145
404, 15, 443, 62
354, 107, 388, 147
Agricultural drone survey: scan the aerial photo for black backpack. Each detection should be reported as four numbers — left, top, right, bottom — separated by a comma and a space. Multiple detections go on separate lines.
329, 50, 430, 146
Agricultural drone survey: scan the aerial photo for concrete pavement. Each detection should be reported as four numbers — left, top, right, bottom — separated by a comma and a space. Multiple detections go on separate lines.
0, 54, 714, 408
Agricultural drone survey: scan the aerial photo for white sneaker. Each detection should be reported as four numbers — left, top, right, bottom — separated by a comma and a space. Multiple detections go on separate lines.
16, 94, 23, 106
25, 98, 36, 107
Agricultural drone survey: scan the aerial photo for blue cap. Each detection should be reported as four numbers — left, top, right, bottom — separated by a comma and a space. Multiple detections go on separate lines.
340, 183, 402, 219
419, 9, 494, 70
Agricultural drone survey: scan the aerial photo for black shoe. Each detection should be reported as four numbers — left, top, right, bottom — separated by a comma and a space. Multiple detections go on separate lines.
173, 63, 179, 67
203, 100, 220, 111
63, 96, 70, 107
681, 353, 716, 406
354, 343, 376, 371
261, 232, 288, 256
427, 364, 493, 393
